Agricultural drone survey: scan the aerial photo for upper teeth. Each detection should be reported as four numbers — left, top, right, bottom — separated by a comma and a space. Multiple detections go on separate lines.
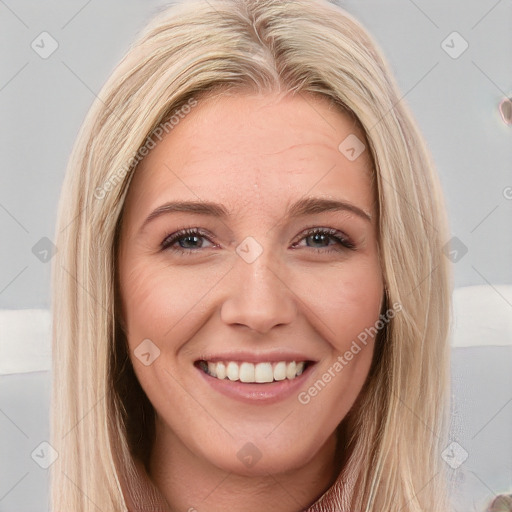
201, 361, 306, 383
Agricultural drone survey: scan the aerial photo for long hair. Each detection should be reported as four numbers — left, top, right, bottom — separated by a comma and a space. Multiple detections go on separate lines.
50, 1, 452, 510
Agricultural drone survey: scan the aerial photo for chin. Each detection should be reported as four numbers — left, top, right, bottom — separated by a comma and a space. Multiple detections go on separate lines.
191, 425, 332, 478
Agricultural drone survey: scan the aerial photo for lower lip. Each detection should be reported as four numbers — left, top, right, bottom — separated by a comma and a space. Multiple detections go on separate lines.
195, 364, 315, 405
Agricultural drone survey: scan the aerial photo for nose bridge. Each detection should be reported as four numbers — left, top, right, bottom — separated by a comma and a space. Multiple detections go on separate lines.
220, 238, 296, 333
240, 248, 282, 300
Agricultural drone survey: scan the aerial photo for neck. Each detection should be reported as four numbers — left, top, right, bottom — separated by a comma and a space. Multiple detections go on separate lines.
148, 420, 342, 512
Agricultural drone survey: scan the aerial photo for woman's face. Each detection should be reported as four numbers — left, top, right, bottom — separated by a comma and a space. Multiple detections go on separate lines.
117, 91, 384, 476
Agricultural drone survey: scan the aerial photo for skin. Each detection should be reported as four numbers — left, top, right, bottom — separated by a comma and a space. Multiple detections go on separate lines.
117, 90, 384, 512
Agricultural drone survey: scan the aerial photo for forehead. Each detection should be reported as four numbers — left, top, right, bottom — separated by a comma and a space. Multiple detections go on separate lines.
122, 91, 374, 225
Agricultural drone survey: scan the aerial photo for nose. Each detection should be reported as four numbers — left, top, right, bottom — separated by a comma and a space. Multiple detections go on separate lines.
220, 248, 297, 335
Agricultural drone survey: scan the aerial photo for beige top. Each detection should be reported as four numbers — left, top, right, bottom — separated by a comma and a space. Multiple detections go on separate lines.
120, 457, 357, 512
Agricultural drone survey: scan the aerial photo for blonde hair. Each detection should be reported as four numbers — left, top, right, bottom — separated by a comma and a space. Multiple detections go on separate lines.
50, 0, 453, 510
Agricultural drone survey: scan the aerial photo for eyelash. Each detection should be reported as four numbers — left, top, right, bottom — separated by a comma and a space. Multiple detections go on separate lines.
160, 227, 356, 256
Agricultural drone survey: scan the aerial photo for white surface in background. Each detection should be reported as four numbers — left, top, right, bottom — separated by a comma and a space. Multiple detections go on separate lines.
451, 285, 512, 348
0, 309, 52, 375
1, 285, 511, 375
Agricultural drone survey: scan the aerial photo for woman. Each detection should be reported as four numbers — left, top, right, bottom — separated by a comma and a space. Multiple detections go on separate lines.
50, 0, 453, 510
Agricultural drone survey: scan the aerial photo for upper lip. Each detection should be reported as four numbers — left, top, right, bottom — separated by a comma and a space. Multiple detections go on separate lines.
195, 350, 318, 364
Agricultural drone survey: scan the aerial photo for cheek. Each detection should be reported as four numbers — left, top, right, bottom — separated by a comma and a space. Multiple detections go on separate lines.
118, 258, 208, 408
293, 259, 383, 425
120, 262, 167, 340
119, 256, 226, 350
294, 256, 384, 353
330, 276, 383, 351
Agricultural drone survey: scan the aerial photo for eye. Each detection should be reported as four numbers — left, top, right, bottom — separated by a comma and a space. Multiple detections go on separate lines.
161, 228, 216, 254
292, 227, 355, 253
161, 226, 356, 256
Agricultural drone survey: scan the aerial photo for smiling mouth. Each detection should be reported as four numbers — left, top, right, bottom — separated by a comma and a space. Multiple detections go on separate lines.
196, 360, 313, 383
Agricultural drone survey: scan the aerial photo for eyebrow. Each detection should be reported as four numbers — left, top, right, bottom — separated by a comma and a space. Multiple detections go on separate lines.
139, 196, 372, 234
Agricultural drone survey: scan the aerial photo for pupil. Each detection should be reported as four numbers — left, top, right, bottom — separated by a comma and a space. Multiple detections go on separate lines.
181, 235, 200, 248
310, 233, 328, 247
